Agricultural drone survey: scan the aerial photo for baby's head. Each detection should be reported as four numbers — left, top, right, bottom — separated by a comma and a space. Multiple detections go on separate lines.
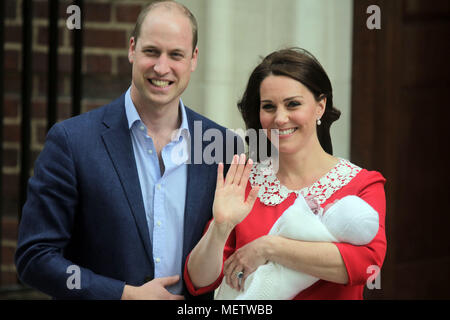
321, 195, 379, 245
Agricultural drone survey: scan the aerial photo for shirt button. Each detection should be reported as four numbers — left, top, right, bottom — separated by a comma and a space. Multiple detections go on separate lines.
140, 125, 145, 131
148, 149, 153, 154
155, 258, 161, 263
156, 184, 161, 190
156, 220, 162, 226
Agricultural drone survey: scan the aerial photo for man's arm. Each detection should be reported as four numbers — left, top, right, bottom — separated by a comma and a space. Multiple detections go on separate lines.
14, 123, 125, 299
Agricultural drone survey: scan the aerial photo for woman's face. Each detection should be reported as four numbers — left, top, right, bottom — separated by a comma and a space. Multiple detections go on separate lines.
259, 75, 325, 155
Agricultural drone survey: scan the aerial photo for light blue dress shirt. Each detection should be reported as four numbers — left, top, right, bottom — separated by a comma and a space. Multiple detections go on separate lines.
125, 87, 189, 294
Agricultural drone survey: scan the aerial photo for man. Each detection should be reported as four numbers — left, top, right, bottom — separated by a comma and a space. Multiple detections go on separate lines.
15, 1, 239, 299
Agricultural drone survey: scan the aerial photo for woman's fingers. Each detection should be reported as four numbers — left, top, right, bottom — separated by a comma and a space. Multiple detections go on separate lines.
231, 265, 242, 290
216, 162, 224, 189
232, 154, 246, 184
224, 155, 238, 186
224, 254, 245, 291
224, 256, 236, 288
225, 154, 249, 186
238, 157, 254, 187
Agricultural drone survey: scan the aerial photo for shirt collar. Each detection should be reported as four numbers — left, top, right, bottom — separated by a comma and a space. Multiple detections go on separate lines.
124, 86, 190, 140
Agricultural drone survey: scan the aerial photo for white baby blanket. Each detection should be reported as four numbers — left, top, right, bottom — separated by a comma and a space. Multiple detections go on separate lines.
215, 195, 379, 300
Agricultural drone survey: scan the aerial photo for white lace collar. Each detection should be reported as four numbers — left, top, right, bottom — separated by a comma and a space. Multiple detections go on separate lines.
249, 158, 362, 206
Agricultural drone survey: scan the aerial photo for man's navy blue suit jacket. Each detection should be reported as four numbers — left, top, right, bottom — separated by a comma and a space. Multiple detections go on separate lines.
15, 94, 241, 299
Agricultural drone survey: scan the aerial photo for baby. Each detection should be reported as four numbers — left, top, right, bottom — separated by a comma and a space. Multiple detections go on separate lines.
215, 194, 379, 300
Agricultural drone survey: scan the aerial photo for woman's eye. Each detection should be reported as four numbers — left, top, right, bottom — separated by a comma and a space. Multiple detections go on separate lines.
287, 101, 301, 107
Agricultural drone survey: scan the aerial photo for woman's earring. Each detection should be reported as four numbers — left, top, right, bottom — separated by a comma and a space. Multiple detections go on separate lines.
317, 118, 321, 126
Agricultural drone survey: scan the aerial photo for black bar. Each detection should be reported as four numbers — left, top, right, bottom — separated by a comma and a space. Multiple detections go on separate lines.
72, 0, 83, 117
0, 0, 4, 287
47, 0, 59, 131
19, 0, 32, 220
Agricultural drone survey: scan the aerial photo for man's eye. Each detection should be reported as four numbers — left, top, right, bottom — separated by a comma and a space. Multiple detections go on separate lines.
171, 52, 184, 59
261, 104, 275, 110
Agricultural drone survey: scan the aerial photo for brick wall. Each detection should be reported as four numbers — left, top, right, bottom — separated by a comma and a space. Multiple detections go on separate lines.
1, 0, 153, 289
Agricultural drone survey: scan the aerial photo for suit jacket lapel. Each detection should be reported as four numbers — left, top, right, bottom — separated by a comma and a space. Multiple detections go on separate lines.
182, 111, 214, 263
100, 97, 154, 265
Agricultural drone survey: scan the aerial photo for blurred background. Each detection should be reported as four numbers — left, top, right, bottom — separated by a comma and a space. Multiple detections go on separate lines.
0, 0, 449, 299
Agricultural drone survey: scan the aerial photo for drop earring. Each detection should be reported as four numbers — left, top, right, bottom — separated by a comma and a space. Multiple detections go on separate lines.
317, 118, 321, 126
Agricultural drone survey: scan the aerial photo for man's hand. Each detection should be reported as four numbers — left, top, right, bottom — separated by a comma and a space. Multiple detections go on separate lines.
121, 275, 185, 300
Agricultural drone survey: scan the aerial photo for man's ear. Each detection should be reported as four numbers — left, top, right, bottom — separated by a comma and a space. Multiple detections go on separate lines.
191, 47, 199, 72
128, 37, 136, 63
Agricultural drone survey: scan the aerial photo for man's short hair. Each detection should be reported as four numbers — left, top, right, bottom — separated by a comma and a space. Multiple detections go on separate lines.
131, 1, 198, 53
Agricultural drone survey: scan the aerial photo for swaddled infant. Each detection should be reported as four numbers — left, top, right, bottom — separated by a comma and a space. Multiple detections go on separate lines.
215, 195, 379, 300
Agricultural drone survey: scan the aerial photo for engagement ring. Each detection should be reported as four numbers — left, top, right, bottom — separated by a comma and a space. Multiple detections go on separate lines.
236, 271, 244, 286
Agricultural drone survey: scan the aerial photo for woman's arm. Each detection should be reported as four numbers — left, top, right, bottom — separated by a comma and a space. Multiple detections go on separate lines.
264, 236, 348, 284
223, 235, 348, 290
187, 220, 233, 288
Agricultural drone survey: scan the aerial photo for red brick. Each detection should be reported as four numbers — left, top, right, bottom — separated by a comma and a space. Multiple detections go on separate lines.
35, 122, 48, 145
3, 147, 19, 168
83, 29, 127, 49
117, 56, 132, 75
57, 101, 72, 121
32, 52, 48, 73
1, 244, 16, 265
0, 271, 18, 286
83, 101, 108, 113
4, 50, 19, 71
31, 100, 47, 119
83, 74, 130, 100
34, 51, 72, 74
115, 4, 142, 23
37, 25, 67, 47
4, 25, 21, 44
85, 3, 111, 22
36, 72, 71, 98
58, 53, 73, 73
3, 124, 21, 143
4, 71, 21, 94
85, 54, 112, 74
1, 216, 19, 242
34, 0, 72, 19
2, 195, 19, 219
6, 0, 17, 20
2, 173, 19, 199
33, 0, 48, 19
3, 97, 19, 118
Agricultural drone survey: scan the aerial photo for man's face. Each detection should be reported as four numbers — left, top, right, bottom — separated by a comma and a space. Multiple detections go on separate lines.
128, 8, 198, 110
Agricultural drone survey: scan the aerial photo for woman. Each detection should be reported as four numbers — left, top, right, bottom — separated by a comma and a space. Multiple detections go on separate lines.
184, 48, 386, 299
